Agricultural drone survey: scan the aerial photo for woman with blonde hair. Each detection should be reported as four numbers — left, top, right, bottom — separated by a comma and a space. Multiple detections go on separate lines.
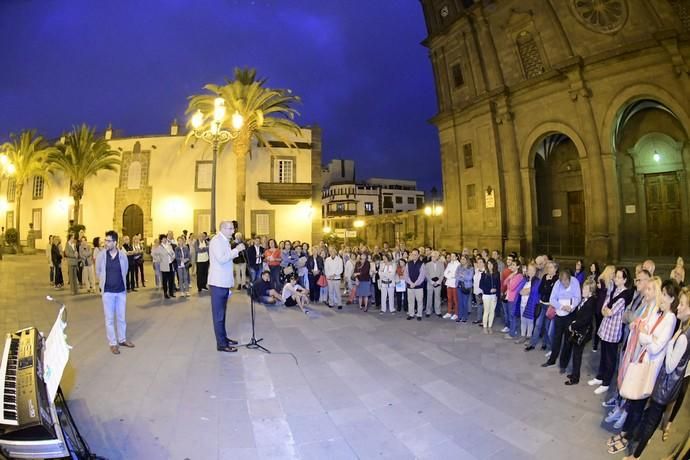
593, 264, 616, 352
671, 256, 685, 286
607, 278, 678, 455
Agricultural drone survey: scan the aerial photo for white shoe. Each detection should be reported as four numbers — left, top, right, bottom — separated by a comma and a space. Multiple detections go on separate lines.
501, 327, 510, 333
594, 385, 609, 395
545, 351, 552, 359
450, 314, 458, 321
443, 313, 451, 319
588, 378, 603, 386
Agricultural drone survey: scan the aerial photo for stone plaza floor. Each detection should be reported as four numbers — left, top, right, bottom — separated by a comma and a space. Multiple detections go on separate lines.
0, 254, 687, 459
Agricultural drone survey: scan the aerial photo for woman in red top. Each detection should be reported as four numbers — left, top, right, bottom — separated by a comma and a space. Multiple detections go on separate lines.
264, 239, 282, 291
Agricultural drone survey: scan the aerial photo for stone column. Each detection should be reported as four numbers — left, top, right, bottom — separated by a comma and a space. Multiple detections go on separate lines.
634, 174, 648, 257
494, 98, 525, 254
471, 8, 504, 91
600, 152, 620, 261
567, 70, 610, 261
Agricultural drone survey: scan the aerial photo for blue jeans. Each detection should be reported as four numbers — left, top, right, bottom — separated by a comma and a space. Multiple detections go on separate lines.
102, 291, 127, 346
502, 299, 512, 328
508, 300, 520, 337
248, 266, 261, 284
530, 303, 552, 349
269, 266, 281, 291
458, 290, 470, 320
210, 285, 232, 348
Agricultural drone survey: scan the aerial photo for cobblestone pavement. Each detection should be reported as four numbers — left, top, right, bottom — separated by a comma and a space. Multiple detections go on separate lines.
0, 254, 686, 459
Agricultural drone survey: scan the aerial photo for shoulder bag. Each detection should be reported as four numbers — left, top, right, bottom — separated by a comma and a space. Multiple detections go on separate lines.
619, 314, 665, 400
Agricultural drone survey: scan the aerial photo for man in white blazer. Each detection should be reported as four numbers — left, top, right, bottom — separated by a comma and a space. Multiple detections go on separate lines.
95, 230, 135, 355
209, 220, 245, 352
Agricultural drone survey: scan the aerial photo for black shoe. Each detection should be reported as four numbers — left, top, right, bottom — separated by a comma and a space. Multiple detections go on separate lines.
417, 316, 422, 321
436, 314, 442, 318
541, 345, 547, 350
425, 314, 430, 318
524, 346, 535, 351
226, 339, 238, 346
338, 306, 342, 310
541, 361, 556, 368
564, 378, 579, 386
132, 289, 138, 292
327, 304, 333, 308
472, 320, 481, 324
164, 294, 170, 299
217, 345, 238, 353
407, 316, 413, 320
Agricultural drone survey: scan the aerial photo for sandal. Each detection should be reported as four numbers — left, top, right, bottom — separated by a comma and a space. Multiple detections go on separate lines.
607, 434, 624, 447
607, 438, 627, 454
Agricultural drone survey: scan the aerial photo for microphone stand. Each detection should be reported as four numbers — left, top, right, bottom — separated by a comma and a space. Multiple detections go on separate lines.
238, 242, 270, 354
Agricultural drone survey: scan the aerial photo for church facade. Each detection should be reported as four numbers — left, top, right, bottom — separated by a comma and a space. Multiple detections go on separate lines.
420, 0, 690, 261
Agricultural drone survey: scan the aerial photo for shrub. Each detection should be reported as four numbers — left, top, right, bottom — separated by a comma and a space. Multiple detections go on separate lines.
4, 228, 18, 245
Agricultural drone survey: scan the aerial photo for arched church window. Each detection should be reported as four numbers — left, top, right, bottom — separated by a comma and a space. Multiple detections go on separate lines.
516, 31, 544, 79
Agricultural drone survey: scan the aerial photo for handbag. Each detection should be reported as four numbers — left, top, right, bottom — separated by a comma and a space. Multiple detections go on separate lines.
568, 325, 591, 346
546, 305, 557, 320
620, 314, 666, 400
316, 274, 328, 288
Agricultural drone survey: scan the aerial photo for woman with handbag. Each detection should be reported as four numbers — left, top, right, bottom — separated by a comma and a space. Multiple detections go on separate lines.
606, 278, 678, 455
621, 285, 688, 459
563, 278, 597, 385
589, 267, 634, 395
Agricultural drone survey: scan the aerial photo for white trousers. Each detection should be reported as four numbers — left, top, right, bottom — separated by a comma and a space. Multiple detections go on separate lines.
102, 292, 127, 346
83, 264, 96, 290
327, 279, 342, 307
380, 284, 395, 312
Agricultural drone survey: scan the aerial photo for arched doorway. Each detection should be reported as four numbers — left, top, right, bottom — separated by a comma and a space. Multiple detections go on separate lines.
533, 133, 585, 256
122, 204, 143, 238
613, 99, 689, 258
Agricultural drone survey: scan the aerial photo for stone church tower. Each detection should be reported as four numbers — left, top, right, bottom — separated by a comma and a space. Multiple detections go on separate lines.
420, 0, 690, 262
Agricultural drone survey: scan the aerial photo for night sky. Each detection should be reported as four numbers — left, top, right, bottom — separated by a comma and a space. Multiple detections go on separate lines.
0, 0, 441, 192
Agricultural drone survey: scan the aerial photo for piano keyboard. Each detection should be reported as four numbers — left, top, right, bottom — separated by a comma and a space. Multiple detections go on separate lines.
0, 334, 19, 425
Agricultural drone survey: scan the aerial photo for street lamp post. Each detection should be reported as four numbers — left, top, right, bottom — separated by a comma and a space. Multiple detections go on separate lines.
0, 153, 15, 260
190, 97, 244, 234
424, 202, 443, 249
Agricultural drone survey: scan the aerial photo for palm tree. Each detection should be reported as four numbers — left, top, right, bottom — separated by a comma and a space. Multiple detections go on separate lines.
186, 67, 302, 232
48, 124, 121, 225
0, 130, 53, 252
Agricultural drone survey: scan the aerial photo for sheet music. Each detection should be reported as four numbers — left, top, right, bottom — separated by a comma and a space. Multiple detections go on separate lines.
43, 306, 71, 402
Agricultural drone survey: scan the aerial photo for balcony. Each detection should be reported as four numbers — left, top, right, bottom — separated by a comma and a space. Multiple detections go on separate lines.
325, 209, 358, 217
257, 182, 313, 205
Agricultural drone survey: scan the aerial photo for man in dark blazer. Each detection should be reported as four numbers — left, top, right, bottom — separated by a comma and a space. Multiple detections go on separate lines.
246, 237, 264, 284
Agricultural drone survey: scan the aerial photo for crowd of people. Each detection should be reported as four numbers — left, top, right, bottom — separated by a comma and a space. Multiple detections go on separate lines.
44, 230, 689, 457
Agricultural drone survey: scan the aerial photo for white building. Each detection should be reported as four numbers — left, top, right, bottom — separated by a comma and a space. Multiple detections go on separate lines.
0, 123, 323, 247
321, 165, 425, 234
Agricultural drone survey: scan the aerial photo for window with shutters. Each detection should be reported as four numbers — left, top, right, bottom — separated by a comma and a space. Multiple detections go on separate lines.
516, 31, 544, 79
195, 161, 212, 191
7, 179, 15, 203
31, 208, 42, 239
275, 159, 294, 183
32, 176, 44, 199
463, 143, 474, 169
256, 214, 270, 235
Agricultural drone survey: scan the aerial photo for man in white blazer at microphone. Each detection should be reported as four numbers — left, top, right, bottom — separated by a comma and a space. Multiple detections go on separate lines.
209, 220, 245, 352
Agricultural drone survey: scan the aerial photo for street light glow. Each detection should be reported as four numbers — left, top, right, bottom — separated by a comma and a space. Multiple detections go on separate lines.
424, 206, 432, 216
323, 226, 332, 234
231, 111, 244, 131
0, 154, 8, 166
6, 163, 15, 175
191, 110, 204, 129
353, 220, 365, 228
213, 97, 226, 122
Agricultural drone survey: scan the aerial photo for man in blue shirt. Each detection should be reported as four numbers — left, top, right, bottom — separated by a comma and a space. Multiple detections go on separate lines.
95, 230, 135, 355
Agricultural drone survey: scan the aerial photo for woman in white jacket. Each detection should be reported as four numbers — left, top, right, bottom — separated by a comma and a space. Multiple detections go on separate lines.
607, 277, 678, 455
378, 253, 396, 314
443, 253, 459, 320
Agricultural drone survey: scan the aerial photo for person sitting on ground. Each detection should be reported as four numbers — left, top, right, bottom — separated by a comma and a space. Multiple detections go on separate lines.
282, 274, 308, 309
253, 270, 282, 305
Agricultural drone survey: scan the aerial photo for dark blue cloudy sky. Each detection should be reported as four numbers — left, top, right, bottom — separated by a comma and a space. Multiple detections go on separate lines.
0, 0, 440, 191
